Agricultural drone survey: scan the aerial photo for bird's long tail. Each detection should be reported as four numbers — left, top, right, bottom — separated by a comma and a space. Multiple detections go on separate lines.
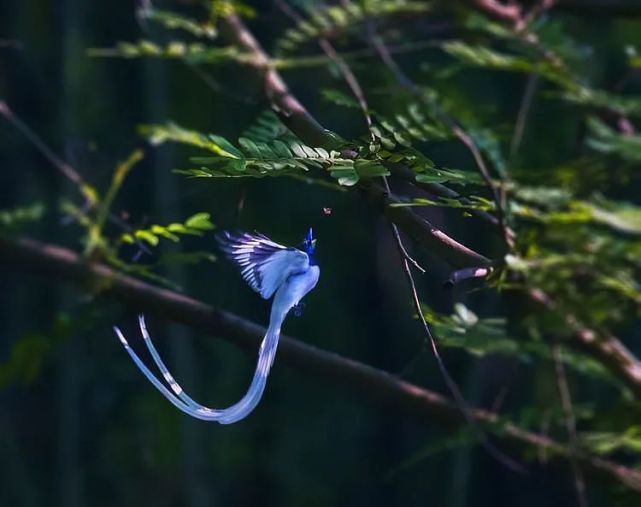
113, 314, 282, 424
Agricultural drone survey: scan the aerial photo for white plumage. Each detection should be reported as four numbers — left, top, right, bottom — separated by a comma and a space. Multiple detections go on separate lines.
113, 229, 319, 424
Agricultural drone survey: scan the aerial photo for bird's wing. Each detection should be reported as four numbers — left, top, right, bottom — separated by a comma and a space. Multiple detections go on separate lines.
218, 231, 309, 299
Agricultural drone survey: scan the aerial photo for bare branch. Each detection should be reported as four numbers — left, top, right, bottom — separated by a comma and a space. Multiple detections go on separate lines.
369, 33, 516, 248
298, 8, 518, 467
0, 101, 86, 192
552, 344, 589, 507
363, 181, 493, 268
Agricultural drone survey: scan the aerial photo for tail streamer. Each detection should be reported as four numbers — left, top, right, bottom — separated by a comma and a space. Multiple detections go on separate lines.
114, 314, 282, 424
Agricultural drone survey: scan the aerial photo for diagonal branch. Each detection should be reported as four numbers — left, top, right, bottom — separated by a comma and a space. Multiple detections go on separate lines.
368, 32, 515, 249
218, 13, 491, 269
1, 235, 641, 491
529, 289, 641, 399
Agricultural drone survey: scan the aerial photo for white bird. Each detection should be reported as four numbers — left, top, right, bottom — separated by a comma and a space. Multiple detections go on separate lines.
113, 228, 320, 424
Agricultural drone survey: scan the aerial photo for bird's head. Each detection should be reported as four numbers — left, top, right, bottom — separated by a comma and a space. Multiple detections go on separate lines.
302, 227, 317, 256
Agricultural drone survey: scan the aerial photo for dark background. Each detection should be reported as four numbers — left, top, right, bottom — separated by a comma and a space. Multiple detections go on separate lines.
1, 1, 640, 506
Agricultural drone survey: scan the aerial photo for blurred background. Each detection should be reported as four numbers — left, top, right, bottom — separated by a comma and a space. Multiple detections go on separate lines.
1, 1, 641, 506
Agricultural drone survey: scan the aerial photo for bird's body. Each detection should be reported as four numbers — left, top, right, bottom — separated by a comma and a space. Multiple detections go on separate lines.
113, 228, 319, 424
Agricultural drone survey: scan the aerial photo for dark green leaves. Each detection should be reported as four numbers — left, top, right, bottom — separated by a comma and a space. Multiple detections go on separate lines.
88, 41, 241, 65
138, 8, 218, 39
276, 1, 431, 53
587, 117, 641, 162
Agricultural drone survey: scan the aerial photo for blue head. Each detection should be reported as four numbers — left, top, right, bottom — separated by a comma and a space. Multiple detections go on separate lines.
302, 227, 317, 265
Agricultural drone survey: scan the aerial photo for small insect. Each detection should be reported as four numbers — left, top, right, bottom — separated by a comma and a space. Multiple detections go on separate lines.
322, 207, 332, 215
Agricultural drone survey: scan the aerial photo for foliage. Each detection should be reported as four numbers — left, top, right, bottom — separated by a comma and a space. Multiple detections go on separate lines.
141, 121, 390, 186
5, 0, 641, 504
88, 40, 242, 64
119, 212, 215, 247
0, 203, 45, 231
275, 0, 431, 53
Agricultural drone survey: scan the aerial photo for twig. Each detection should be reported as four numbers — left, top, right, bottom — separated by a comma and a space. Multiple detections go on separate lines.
2, 235, 641, 491
276, 0, 425, 275
510, 74, 539, 158
0, 101, 87, 194
473, 0, 637, 137
218, 13, 491, 269
369, 34, 515, 250
393, 223, 526, 473
552, 344, 589, 507
0, 100, 152, 257
298, 9, 523, 462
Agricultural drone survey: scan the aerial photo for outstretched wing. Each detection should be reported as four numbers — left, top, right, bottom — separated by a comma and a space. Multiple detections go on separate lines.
218, 231, 309, 299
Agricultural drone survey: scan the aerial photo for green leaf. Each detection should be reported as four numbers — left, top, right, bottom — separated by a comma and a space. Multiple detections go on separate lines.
119, 213, 216, 248
276, 1, 430, 53
586, 117, 641, 162
415, 167, 483, 185
184, 212, 215, 231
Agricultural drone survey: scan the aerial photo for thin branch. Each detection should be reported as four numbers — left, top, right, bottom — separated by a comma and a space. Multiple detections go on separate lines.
444, 266, 492, 288
551, 344, 589, 507
471, 0, 637, 136
2, 235, 641, 491
295, 2, 521, 466
275, 0, 425, 275
0, 101, 87, 192
391, 209, 526, 472
510, 74, 539, 158
369, 33, 516, 249
364, 181, 492, 268
312, 11, 523, 467
529, 288, 641, 399
218, 13, 491, 269
0, 100, 152, 256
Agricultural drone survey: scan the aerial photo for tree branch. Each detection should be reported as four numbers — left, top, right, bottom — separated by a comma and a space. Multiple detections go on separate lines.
529, 289, 641, 399
1, 235, 641, 490
218, 13, 491, 269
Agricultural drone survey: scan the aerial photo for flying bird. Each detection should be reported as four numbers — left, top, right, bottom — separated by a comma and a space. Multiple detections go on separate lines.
113, 228, 320, 424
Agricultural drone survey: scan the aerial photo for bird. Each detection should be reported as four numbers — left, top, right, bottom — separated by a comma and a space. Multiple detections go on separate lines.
112, 228, 320, 424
